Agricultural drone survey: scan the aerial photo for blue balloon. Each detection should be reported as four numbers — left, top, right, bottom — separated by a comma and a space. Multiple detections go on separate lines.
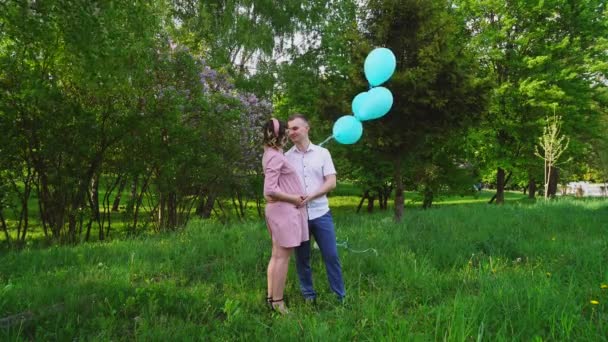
351, 92, 369, 119
333, 115, 363, 144
359, 86, 393, 121
364, 48, 396, 86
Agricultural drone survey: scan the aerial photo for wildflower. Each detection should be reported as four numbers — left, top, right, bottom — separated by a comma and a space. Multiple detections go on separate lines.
601, 284, 608, 289
546, 272, 551, 277
590, 300, 599, 305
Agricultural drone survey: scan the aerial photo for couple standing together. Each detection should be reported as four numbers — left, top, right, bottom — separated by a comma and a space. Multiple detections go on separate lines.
262, 114, 345, 314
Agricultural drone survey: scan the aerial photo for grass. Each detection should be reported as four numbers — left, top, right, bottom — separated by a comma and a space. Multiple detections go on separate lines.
1, 195, 608, 340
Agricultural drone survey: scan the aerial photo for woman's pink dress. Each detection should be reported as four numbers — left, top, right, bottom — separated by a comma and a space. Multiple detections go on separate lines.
263, 147, 309, 248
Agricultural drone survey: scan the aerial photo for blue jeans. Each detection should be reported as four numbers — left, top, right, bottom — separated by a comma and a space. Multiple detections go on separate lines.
295, 211, 345, 299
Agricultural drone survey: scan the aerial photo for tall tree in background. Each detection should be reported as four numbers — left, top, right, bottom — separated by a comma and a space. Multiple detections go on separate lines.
364, 0, 490, 221
456, 0, 608, 203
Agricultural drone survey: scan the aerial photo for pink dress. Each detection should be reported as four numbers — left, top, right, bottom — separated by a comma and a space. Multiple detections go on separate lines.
263, 147, 309, 248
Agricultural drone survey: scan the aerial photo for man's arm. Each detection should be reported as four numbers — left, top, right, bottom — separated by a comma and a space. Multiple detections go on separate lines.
307, 174, 336, 201
296, 174, 335, 208
308, 148, 337, 201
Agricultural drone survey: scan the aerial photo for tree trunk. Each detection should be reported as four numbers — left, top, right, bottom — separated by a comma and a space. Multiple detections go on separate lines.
158, 192, 165, 230
112, 176, 127, 211
356, 190, 369, 213
422, 186, 433, 209
12, 169, 33, 243
132, 175, 150, 234
200, 193, 217, 219
128, 176, 138, 212
19, 182, 31, 242
382, 185, 391, 210
102, 176, 121, 239
548, 166, 559, 198
232, 192, 243, 219
89, 173, 103, 241
367, 193, 376, 213
0, 210, 10, 245
196, 189, 206, 216
528, 178, 536, 199
37, 171, 64, 239
68, 213, 77, 244
394, 158, 404, 222
35, 180, 49, 238
495, 167, 505, 204
377, 188, 384, 210
255, 194, 263, 218
168, 191, 177, 229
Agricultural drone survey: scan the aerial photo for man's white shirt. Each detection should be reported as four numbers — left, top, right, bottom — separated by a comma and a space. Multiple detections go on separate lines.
285, 143, 336, 220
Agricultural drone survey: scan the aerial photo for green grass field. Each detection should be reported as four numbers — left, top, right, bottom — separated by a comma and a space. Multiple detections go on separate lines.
1, 194, 608, 340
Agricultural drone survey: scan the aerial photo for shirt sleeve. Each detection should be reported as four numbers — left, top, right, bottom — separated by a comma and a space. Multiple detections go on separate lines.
264, 153, 283, 196
322, 149, 337, 176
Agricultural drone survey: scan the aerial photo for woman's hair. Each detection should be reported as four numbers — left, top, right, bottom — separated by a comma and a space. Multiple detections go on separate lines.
263, 118, 287, 148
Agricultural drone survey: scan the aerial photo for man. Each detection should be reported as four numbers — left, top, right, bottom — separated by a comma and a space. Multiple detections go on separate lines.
285, 114, 346, 301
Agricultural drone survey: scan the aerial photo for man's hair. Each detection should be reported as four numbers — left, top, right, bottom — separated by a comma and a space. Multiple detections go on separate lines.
287, 113, 309, 125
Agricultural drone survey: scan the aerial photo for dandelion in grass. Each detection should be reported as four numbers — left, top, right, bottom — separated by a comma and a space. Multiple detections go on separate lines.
601, 284, 608, 289
590, 300, 599, 305
546, 272, 551, 277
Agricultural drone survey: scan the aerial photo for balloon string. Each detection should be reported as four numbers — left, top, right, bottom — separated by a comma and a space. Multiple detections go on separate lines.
313, 239, 378, 256
336, 239, 378, 256
318, 134, 334, 147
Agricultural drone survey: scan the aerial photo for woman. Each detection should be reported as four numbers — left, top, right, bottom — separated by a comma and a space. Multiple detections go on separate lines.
262, 118, 309, 314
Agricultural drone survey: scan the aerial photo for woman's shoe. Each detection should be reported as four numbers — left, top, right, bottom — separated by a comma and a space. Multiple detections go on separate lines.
270, 298, 289, 315
266, 296, 272, 310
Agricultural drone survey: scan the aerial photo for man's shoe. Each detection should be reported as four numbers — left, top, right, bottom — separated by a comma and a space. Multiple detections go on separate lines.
304, 297, 317, 306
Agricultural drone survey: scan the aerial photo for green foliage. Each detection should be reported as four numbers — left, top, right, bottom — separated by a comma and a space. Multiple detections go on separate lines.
352, 0, 491, 213
0, 1, 271, 242
456, 0, 608, 193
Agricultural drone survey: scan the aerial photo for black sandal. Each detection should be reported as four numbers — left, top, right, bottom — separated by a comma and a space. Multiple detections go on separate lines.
269, 298, 289, 314
266, 296, 272, 310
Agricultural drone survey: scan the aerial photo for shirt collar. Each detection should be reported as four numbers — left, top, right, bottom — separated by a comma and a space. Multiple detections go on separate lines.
290, 142, 317, 154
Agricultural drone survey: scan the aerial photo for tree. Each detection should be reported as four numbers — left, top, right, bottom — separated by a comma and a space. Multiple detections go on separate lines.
362, 0, 490, 221
0, 0, 271, 243
456, 0, 608, 203
535, 110, 570, 199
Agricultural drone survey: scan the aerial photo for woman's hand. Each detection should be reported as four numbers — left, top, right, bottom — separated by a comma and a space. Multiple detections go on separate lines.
291, 195, 306, 206
265, 193, 307, 206
295, 195, 309, 208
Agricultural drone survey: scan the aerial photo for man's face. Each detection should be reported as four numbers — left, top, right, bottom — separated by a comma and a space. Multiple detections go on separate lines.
287, 118, 309, 144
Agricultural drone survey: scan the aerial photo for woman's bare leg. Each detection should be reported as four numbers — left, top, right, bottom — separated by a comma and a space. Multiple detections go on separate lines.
270, 242, 293, 313
267, 256, 274, 301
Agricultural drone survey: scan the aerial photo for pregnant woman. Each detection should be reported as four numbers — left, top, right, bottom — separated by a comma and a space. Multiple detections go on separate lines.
262, 118, 309, 314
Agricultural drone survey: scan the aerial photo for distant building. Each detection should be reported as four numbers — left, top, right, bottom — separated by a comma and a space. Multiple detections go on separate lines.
560, 182, 608, 197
